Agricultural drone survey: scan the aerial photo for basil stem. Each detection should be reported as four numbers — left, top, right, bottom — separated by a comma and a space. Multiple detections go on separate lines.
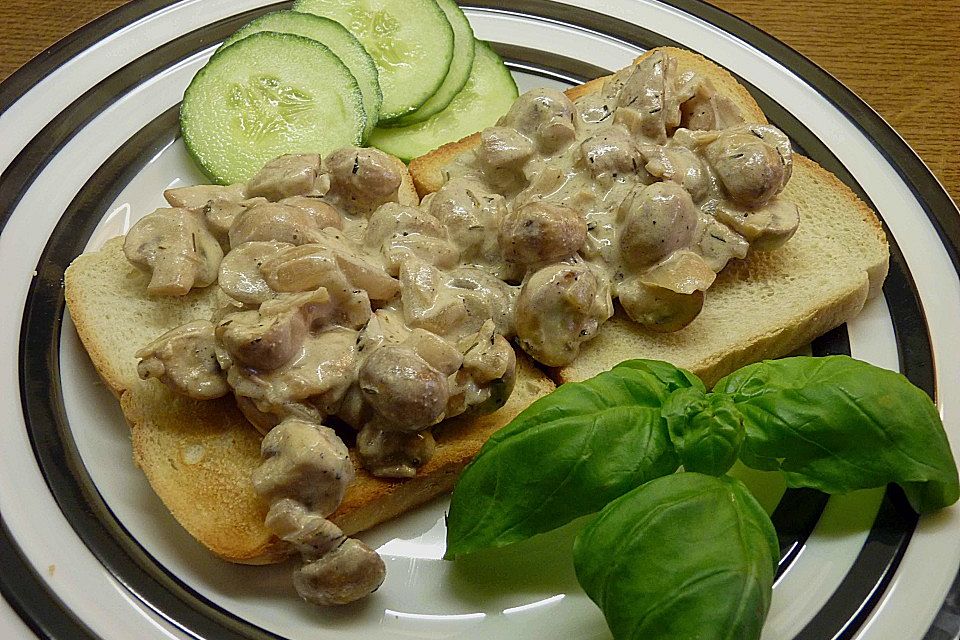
715, 355, 960, 513
573, 473, 778, 640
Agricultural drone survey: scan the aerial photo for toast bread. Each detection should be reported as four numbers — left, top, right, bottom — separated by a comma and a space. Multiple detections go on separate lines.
65, 46, 887, 565
408, 47, 889, 388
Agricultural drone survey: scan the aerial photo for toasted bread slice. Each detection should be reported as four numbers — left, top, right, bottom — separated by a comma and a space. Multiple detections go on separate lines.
65, 237, 555, 564
409, 47, 889, 388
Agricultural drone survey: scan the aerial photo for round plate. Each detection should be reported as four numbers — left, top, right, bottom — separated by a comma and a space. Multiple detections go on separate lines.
1, 1, 959, 639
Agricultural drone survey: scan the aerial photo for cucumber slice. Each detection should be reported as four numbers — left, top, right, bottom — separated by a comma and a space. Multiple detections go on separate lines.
384, 0, 474, 127
368, 41, 518, 162
219, 11, 381, 141
181, 32, 365, 185
292, 0, 453, 121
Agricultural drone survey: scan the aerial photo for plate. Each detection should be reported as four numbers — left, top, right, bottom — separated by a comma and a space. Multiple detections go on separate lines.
2, 1, 959, 639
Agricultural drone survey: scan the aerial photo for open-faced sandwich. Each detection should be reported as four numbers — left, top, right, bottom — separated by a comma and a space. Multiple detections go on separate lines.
65, 45, 890, 609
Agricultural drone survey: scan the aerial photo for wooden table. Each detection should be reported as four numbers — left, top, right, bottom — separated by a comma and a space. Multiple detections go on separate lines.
1, 0, 957, 206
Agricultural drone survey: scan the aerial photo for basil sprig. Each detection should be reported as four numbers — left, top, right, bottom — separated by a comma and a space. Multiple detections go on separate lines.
444, 355, 959, 640
574, 474, 778, 640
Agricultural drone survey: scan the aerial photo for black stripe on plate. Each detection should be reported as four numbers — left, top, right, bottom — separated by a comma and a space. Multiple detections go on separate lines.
0, 518, 99, 640
2, 1, 952, 639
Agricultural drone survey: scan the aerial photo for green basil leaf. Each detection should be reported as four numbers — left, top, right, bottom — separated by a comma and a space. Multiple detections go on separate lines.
573, 473, 778, 640
444, 364, 689, 559
663, 388, 745, 476
613, 359, 706, 393
715, 355, 960, 513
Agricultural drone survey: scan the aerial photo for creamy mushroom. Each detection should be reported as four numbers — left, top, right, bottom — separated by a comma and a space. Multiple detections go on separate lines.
703, 125, 791, 207
498, 202, 587, 266
323, 147, 403, 215
618, 181, 698, 269
124, 207, 223, 296
356, 426, 436, 478
358, 345, 449, 431
228, 202, 324, 248
246, 154, 326, 201
280, 196, 343, 230
135, 320, 228, 399
218, 240, 291, 305
498, 88, 577, 154
515, 263, 613, 366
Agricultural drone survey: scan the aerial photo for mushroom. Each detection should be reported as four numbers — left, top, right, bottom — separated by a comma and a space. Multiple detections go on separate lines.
358, 345, 449, 431
228, 202, 324, 248
715, 197, 800, 251
618, 181, 698, 269
497, 88, 577, 154
216, 289, 331, 370
617, 276, 705, 332
135, 320, 228, 399
514, 263, 613, 367
323, 147, 403, 215
703, 124, 792, 207
246, 154, 325, 201
218, 240, 292, 305
498, 202, 587, 266
356, 425, 437, 478
428, 178, 506, 268
292, 538, 386, 606
123, 207, 223, 296
252, 417, 354, 513
478, 126, 535, 171
279, 196, 343, 230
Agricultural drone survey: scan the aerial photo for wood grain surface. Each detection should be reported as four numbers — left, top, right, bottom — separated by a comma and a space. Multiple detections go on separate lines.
1, 0, 957, 205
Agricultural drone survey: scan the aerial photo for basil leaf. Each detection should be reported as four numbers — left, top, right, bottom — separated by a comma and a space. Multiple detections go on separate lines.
715, 355, 960, 513
663, 388, 744, 476
573, 473, 778, 640
613, 359, 706, 393
444, 364, 690, 559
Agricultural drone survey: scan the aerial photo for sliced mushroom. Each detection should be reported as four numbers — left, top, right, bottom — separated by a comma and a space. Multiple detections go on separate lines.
202, 197, 270, 248
228, 202, 324, 248
135, 320, 228, 399
382, 235, 460, 277
260, 242, 399, 302
618, 275, 704, 332
695, 212, 750, 272
264, 498, 345, 560
615, 51, 669, 143
640, 250, 716, 295
715, 197, 800, 251
163, 183, 247, 209
640, 144, 710, 201
363, 203, 446, 247
280, 196, 343, 230
246, 154, 325, 201
218, 240, 292, 305
402, 328, 463, 376
123, 207, 223, 296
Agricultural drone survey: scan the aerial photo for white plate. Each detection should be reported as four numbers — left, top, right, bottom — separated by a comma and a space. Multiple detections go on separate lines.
2, 1, 959, 639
